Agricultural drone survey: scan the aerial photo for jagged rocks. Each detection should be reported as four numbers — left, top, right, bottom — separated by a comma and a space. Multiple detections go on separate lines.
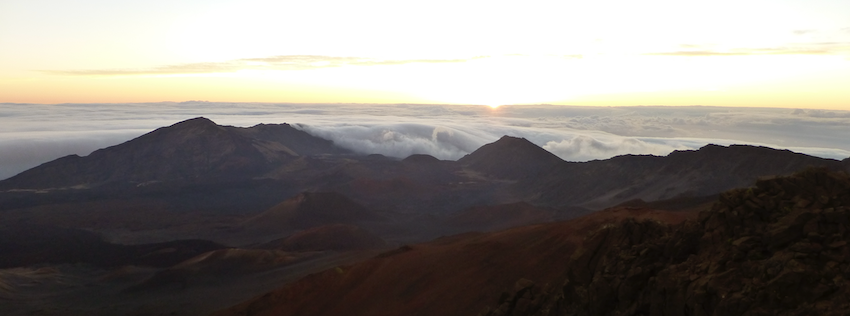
481, 168, 850, 316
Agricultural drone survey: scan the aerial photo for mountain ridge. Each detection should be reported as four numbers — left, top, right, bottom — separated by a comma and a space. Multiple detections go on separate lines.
0, 117, 348, 190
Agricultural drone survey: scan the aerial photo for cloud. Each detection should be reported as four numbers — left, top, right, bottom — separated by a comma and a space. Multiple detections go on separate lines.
646, 42, 850, 56
43, 55, 474, 76
647, 51, 750, 56
792, 29, 816, 35
1, 103, 849, 180
298, 123, 485, 160
542, 136, 689, 161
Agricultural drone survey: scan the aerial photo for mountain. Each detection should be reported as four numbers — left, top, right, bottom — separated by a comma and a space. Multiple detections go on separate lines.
526, 144, 849, 209
0, 117, 348, 190
3, 117, 850, 315
458, 136, 563, 180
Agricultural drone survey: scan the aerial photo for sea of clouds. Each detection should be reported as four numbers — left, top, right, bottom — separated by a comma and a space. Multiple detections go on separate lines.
1, 102, 849, 180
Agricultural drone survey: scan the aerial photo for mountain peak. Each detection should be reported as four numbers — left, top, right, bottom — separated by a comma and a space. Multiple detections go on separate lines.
458, 135, 563, 179
154, 117, 223, 135
176, 116, 216, 126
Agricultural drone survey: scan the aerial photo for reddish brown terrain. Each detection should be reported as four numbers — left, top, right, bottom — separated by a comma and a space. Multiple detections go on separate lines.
446, 202, 558, 231
213, 207, 694, 316
260, 224, 386, 252
217, 168, 850, 316
1, 118, 849, 315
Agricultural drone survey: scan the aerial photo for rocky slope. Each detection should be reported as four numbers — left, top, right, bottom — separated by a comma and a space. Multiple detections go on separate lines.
481, 168, 850, 316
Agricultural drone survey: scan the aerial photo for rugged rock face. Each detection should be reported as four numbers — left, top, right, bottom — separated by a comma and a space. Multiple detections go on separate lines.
482, 168, 850, 316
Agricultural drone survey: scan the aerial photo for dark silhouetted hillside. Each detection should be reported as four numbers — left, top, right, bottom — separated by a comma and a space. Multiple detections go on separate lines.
527, 144, 849, 208
458, 136, 563, 180
0, 117, 347, 190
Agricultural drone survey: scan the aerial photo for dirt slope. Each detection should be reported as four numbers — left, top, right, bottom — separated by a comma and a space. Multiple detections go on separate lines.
213, 207, 693, 316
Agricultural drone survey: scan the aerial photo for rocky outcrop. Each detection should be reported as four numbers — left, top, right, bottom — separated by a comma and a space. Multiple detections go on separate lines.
482, 168, 850, 316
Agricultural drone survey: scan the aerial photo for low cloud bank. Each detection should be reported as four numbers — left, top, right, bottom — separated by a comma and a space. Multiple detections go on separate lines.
1, 103, 848, 180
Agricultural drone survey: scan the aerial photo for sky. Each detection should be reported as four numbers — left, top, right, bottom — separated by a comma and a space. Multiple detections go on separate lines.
2, 0, 850, 108
1, 102, 849, 181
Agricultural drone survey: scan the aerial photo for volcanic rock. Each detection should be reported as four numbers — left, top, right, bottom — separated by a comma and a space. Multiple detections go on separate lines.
482, 168, 850, 316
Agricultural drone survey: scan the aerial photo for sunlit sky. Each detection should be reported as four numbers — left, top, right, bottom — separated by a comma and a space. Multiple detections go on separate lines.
2, 0, 849, 108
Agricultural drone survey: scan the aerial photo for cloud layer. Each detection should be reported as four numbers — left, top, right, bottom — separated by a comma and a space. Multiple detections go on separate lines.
1, 103, 849, 180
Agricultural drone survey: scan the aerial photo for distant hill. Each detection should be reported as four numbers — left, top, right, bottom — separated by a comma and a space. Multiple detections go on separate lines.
0, 117, 348, 190
458, 136, 563, 180
525, 144, 849, 208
